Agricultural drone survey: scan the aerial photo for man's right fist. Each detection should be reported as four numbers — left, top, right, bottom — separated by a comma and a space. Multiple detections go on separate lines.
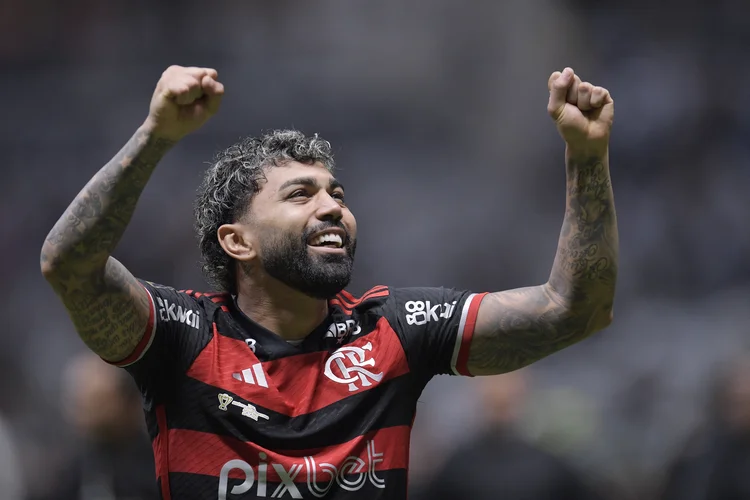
144, 65, 224, 142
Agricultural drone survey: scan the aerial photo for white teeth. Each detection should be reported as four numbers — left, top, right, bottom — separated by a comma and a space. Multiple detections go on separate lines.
310, 233, 343, 247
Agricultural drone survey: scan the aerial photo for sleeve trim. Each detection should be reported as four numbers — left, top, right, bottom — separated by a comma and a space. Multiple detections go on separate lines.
450, 292, 488, 376
106, 285, 158, 368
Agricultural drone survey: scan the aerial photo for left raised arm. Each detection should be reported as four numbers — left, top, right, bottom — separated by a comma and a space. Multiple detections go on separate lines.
468, 68, 618, 376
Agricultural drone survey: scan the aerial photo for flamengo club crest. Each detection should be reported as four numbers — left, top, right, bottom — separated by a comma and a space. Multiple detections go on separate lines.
324, 342, 384, 392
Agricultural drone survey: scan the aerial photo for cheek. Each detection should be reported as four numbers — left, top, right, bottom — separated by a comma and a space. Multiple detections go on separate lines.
254, 214, 304, 241
344, 212, 357, 238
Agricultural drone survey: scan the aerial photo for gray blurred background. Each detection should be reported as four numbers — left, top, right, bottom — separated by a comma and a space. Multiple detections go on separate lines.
2, 1, 750, 499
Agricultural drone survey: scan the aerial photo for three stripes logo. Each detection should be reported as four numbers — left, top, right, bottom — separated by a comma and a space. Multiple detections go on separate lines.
233, 363, 268, 388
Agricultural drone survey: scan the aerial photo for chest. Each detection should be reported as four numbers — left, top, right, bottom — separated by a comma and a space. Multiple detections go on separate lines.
161, 314, 416, 498
184, 317, 411, 423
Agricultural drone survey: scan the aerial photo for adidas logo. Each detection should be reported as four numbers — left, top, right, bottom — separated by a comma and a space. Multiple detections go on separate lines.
232, 363, 268, 388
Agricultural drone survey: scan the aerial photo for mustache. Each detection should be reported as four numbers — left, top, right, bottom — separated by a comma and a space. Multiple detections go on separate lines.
303, 221, 352, 244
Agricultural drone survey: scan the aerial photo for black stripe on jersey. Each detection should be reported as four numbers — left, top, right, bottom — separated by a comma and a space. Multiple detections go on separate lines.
163, 373, 420, 451
215, 302, 392, 361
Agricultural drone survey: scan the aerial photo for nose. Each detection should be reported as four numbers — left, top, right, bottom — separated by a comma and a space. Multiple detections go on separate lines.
315, 192, 343, 221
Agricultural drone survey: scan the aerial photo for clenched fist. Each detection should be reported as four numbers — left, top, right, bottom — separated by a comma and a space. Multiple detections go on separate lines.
547, 68, 613, 154
144, 65, 225, 142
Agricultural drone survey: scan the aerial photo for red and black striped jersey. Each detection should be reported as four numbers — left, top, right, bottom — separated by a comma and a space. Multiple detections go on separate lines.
111, 280, 486, 500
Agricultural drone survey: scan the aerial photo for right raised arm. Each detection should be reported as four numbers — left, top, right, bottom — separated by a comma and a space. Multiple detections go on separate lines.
41, 65, 224, 362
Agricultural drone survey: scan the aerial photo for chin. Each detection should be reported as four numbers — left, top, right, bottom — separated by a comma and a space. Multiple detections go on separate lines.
302, 273, 352, 300
302, 286, 347, 301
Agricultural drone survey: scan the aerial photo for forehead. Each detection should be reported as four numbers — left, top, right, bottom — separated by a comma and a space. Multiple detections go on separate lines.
260, 161, 336, 193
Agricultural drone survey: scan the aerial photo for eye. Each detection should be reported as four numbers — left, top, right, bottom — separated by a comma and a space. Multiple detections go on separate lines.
288, 189, 309, 199
332, 191, 346, 203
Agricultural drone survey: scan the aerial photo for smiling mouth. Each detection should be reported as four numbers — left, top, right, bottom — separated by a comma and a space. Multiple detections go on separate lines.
307, 231, 344, 249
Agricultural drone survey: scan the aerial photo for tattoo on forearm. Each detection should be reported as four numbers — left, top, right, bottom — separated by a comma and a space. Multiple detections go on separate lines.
41, 128, 173, 360
468, 154, 618, 375
548, 155, 618, 301
42, 129, 174, 271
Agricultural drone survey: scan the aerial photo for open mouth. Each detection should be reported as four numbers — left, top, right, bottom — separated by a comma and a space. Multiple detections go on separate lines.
307, 229, 345, 249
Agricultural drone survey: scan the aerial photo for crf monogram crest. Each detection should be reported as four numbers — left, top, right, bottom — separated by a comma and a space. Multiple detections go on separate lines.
324, 342, 383, 392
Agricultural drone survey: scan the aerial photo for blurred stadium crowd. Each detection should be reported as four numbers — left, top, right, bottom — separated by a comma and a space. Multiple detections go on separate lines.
2, 1, 750, 499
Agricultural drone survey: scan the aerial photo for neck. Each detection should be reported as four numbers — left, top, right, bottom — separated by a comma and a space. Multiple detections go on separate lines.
236, 274, 329, 342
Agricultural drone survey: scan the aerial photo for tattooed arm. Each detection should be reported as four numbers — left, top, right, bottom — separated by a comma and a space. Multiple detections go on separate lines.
41, 128, 173, 360
467, 68, 618, 376
468, 150, 617, 375
41, 65, 224, 362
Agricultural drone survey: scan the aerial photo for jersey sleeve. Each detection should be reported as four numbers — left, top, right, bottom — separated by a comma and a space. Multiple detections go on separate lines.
385, 287, 488, 378
104, 280, 211, 401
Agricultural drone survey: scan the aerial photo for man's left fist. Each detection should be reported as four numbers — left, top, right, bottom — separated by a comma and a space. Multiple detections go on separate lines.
547, 67, 614, 153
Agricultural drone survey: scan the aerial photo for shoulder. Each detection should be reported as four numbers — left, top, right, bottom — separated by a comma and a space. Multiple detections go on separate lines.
140, 280, 231, 324
178, 288, 232, 311
330, 285, 391, 316
330, 285, 477, 324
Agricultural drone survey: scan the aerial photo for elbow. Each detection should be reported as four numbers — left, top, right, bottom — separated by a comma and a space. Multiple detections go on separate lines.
555, 297, 614, 337
595, 306, 614, 331
40, 241, 65, 282
584, 301, 614, 334
40, 238, 108, 286
546, 283, 615, 333
40, 245, 56, 279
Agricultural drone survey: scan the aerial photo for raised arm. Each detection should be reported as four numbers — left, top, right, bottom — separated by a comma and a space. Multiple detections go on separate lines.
468, 68, 618, 376
40, 65, 224, 362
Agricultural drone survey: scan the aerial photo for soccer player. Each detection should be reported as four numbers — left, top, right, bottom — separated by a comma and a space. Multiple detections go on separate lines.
41, 65, 617, 499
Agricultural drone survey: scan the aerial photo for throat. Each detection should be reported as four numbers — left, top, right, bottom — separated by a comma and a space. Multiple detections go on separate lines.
235, 287, 329, 342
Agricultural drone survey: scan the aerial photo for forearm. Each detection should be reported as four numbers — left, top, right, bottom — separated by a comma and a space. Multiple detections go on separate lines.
467, 149, 618, 375
467, 69, 617, 376
547, 147, 618, 327
41, 123, 174, 276
39, 66, 222, 360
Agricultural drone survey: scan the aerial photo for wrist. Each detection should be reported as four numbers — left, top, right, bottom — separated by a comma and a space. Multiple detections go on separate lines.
565, 142, 608, 161
140, 117, 182, 145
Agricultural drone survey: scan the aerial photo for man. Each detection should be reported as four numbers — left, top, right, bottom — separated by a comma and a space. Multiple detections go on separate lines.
412, 371, 604, 500
42, 353, 158, 500
41, 65, 617, 499
661, 355, 750, 500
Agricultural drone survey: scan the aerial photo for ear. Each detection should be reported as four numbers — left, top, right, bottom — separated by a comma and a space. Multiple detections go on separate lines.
217, 223, 257, 262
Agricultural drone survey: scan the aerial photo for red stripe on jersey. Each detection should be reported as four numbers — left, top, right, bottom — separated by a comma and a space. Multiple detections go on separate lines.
332, 286, 388, 308
456, 292, 488, 376
330, 287, 389, 314
336, 286, 386, 305
165, 425, 410, 480
186, 317, 410, 417
337, 289, 357, 305
153, 405, 172, 500
330, 292, 389, 314
330, 297, 388, 315
107, 285, 156, 367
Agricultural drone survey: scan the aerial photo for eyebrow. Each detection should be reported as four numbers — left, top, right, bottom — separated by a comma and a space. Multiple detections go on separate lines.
279, 176, 345, 192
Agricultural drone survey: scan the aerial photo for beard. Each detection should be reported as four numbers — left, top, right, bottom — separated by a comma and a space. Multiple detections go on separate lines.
257, 222, 356, 299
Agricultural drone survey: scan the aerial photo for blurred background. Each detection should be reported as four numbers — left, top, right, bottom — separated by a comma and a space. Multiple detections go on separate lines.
2, 0, 750, 499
